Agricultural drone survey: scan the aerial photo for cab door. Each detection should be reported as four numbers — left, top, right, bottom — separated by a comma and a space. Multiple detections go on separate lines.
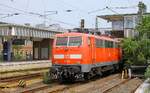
88, 37, 95, 64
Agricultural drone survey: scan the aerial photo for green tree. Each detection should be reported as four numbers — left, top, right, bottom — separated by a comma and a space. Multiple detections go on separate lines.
136, 16, 150, 61
122, 16, 150, 65
136, 16, 150, 39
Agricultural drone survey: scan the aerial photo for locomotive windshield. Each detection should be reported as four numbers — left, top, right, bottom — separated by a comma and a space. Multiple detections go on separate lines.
56, 36, 82, 46
69, 36, 82, 46
56, 37, 68, 46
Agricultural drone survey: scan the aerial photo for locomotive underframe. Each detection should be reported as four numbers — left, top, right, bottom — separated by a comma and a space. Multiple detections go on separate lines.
51, 65, 83, 82
50, 62, 120, 82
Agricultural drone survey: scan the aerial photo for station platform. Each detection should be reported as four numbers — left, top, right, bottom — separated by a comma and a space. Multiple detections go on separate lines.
0, 60, 52, 78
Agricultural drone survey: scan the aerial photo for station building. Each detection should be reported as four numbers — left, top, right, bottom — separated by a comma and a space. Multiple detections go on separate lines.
0, 22, 66, 62
96, 13, 149, 38
95, 2, 149, 38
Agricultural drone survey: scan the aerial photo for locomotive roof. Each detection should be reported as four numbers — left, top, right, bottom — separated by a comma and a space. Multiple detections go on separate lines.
56, 32, 119, 42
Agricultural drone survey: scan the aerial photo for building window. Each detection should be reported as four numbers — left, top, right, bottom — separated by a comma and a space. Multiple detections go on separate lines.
112, 20, 124, 30
124, 16, 133, 29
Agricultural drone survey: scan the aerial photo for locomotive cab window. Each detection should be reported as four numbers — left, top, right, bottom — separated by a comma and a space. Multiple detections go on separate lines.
68, 36, 82, 46
56, 37, 68, 46
56, 36, 82, 46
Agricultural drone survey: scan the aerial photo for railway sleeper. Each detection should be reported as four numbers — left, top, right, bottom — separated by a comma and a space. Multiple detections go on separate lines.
0, 86, 10, 89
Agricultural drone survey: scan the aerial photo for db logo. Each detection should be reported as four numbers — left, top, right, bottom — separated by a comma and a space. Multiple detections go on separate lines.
65, 54, 70, 58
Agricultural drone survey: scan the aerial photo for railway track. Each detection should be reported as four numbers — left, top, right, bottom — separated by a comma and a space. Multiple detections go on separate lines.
0, 73, 43, 89
0, 73, 42, 82
63, 75, 142, 93
103, 79, 130, 93
14, 80, 81, 93
16, 83, 78, 93
47, 74, 141, 93
57, 74, 123, 93
1, 73, 142, 93
14, 82, 52, 93
103, 78, 143, 93
15, 74, 121, 93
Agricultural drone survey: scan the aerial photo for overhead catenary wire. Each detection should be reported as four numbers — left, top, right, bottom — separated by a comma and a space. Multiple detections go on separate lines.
88, 5, 137, 14
106, 6, 119, 14
43, 16, 77, 27
108, 6, 137, 9
88, 8, 106, 14
0, 13, 20, 19
55, 0, 99, 20
0, 3, 45, 16
0, 13, 13, 15
56, 0, 88, 14
54, 0, 89, 22
0, 3, 76, 27
0, 3, 29, 14
88, 6, 119, 14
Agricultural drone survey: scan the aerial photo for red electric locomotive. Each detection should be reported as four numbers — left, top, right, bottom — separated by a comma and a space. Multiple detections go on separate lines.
51, 32, 122, 82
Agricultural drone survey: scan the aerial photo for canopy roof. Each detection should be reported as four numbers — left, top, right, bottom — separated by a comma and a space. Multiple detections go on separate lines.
97, 13, 150, 21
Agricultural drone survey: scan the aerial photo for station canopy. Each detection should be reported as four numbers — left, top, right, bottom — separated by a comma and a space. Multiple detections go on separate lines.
0, 22, 64, 39
97, 13, 150, 21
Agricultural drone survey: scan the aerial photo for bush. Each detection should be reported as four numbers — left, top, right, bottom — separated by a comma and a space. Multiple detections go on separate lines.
43, 72, 52, 84
145, 66, 150, 78
14, 54, 24, 61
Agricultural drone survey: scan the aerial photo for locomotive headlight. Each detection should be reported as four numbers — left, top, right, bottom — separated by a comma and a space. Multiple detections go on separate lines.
70, 54, 82, 59
54, 54, 64, 59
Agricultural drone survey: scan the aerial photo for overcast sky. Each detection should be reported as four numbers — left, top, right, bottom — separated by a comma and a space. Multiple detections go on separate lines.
0, 0, 149, 28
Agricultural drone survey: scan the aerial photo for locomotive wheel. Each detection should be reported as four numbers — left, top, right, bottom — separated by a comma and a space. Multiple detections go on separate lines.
96, 71, 102, 76
84, 73, 90, 80
70, 75, 76, 83
58, 75, 66, 83
111, 65, 115, 73
58, 75, 75, 83
114, 64, 119, 72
